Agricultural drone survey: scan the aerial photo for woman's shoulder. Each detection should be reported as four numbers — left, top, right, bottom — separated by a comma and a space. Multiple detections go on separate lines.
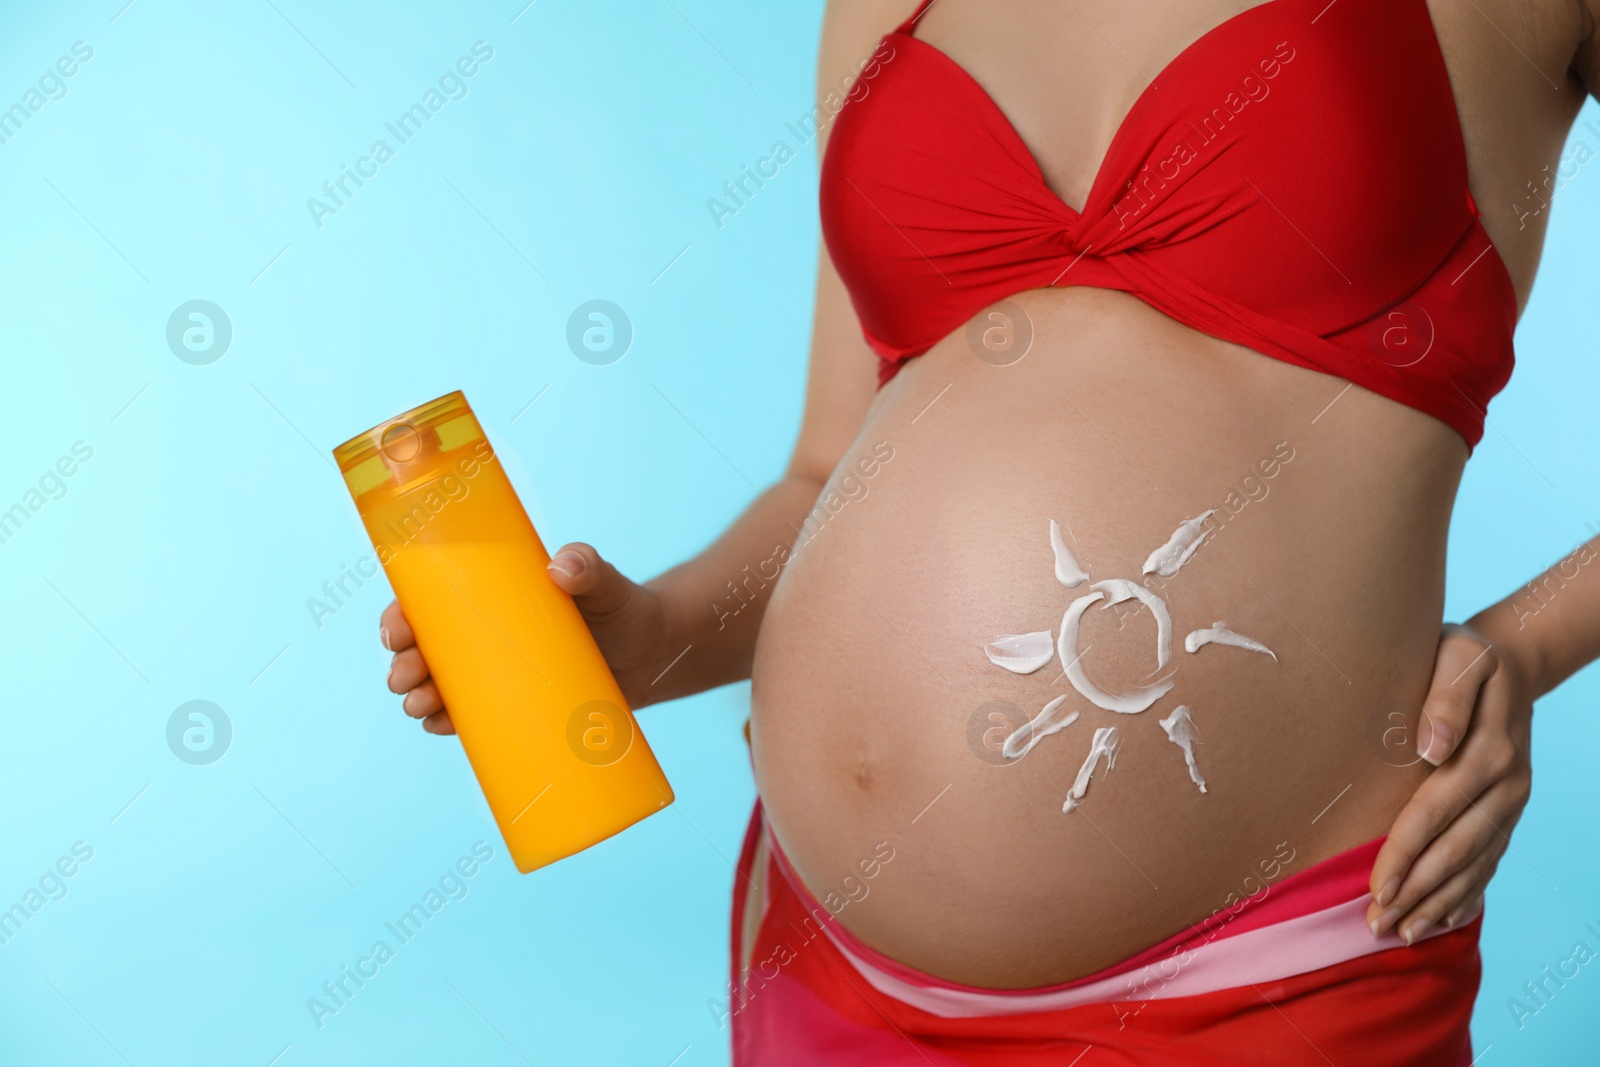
816, 0, 916, 78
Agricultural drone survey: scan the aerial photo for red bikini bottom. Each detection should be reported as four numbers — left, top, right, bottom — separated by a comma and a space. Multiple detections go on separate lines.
726, 801, 1480, 1066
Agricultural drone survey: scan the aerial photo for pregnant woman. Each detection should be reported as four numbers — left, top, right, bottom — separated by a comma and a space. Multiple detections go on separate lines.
383, 0, 1600, 1061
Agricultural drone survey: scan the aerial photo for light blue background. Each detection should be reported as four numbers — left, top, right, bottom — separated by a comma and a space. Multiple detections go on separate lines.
0, 1, 1595, 1064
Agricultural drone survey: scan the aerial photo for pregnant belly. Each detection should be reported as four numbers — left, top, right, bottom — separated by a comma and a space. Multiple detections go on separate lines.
748, 287, 1468, 989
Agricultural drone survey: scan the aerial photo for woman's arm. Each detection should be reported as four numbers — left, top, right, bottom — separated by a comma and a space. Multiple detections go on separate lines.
637, 255, 881, 702
604, 0, 913, 705
1475, 534, 1600, 698
384, 0, 905, 728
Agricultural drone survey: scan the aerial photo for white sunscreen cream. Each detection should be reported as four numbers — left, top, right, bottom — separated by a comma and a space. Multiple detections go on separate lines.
1158, 705, 1206, 793
1002, 694, 1079, 759
1091, 578, 1173, 671
1142, 510, 1217, 578
984, 630, 1055, 674
1183, 622, 1277, 662
1050, 519, 1089, 587
1063, 726, 1121, 813
977, 507, 1285, 815
1059, 593, 1174, 713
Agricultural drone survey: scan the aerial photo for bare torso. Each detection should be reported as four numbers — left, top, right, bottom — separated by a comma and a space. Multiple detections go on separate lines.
748, 0, 1589, 988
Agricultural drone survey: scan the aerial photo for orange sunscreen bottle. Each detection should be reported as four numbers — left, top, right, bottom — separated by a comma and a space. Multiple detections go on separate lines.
333, 390, 673, 872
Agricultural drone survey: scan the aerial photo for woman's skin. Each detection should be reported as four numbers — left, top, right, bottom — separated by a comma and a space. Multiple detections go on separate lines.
384, 0, 1600, 987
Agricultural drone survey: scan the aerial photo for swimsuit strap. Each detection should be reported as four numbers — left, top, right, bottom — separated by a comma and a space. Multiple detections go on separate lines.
895, 0, 939, 36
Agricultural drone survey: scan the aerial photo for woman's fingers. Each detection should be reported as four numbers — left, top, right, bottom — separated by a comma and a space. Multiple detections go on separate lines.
1371, 621, 1523, 917
1444, 892, 1486, 931
1369, 772, 1481, 932
380, 600, 416, 652
1371, 770, 1525, 935
379, 601, 451, 733
1369, 755, 1481, 912
387, 647, 430, 694
547, 542, 644, 620
1369, 617, 1534, 948
392, 662, 451, 730
401, 679, 444, 719
1368, 744, 1507, 926
1393, 844, 1498, 944
1416, 625, 1497, 766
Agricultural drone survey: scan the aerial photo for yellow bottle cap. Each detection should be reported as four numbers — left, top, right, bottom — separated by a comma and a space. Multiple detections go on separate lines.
332, 390, 487, 501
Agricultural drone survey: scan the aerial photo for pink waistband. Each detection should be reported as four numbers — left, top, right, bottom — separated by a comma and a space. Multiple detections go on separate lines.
761, 811, 1471, 1018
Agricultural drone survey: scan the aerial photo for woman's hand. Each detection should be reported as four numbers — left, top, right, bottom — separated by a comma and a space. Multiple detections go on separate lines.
1367, 622, 1536, 943
380, 541, 681, 734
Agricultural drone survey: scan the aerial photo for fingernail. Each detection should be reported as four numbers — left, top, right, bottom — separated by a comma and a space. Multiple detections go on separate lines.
1403, 919, 1432, 945
548, 552, 585, 578
380, 626, 391, 651
1376, 907, 1401, 936
1443, 908, 1462, 929
1375, 877, 1399, 908
1418, 720, 1454, 765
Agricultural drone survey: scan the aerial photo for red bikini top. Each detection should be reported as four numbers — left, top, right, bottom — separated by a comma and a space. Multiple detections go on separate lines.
819, 0, 1517, 448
